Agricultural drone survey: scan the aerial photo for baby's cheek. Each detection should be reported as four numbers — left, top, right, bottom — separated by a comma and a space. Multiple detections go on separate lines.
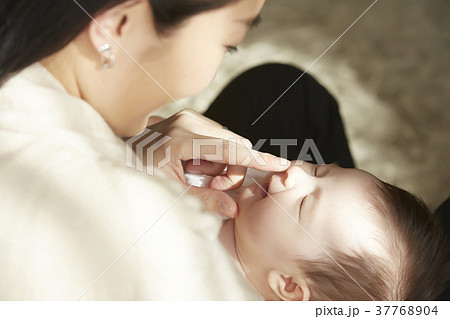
253, 210, 292, 251
237, 207, 272, 247
244, 211, 273, 243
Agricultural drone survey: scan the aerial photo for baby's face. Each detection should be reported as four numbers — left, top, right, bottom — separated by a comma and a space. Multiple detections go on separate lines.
234, 161, 383, 278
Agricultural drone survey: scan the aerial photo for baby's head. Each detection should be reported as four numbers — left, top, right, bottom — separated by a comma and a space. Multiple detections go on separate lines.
234, 161, 449, 300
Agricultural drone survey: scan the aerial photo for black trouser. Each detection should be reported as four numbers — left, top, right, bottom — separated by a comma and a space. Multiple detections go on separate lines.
204, 63, 355, 168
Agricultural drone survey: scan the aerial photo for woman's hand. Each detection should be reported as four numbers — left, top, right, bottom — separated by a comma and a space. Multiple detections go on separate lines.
134, 109, 289, 217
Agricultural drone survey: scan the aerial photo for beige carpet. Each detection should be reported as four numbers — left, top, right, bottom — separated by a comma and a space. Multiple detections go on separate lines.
155, 0, 450, 210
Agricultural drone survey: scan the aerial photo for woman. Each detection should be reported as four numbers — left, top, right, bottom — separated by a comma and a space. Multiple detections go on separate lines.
0, 0, 288, 300
2, 0, 448, 302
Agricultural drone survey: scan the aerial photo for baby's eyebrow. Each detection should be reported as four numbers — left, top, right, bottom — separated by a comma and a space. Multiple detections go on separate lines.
318, 164, 334, 176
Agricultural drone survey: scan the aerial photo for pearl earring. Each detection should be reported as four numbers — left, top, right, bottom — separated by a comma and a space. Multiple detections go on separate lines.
97, 43, 115, 68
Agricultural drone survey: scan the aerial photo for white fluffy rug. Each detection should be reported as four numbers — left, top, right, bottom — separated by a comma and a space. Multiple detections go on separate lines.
156, 0, 450, 210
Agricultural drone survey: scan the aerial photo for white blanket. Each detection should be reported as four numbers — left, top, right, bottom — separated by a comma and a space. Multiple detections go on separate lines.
0, 63, 262, 301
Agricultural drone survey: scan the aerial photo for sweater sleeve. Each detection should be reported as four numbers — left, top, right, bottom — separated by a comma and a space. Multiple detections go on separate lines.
0, 131, 261, 300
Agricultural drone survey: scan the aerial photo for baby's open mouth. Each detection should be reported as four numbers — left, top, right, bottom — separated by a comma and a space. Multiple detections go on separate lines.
260, 180, 269, 199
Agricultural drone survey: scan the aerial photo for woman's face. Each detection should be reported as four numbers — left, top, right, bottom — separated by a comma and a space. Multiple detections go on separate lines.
83, 0, 265, 136
234, 162, 384, 279
142, 0, 266, 99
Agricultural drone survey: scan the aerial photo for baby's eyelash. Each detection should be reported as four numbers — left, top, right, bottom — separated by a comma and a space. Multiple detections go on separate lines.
226, 46, 239, 54
298, 195, 307, 220
299, 196, 306, 208
313, 166, 318, 177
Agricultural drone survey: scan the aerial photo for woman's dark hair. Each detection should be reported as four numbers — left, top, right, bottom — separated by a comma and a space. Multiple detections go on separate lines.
0, 0, 238, 84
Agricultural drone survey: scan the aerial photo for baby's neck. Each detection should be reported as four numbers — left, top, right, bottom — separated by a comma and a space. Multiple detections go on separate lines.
219, 219, 248, 278
217, 169, 274, 299
218, 219, 239, 268
219, 219, 265, 298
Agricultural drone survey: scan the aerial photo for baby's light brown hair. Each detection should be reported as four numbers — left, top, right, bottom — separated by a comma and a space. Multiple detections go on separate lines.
296, 180, 450, 300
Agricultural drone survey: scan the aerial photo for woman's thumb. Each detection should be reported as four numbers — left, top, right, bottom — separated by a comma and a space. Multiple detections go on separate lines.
188, 186, 238, 218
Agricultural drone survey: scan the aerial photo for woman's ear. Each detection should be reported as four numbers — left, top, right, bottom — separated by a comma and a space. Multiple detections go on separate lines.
267, 270, 311, 301
86, 0, 151, 55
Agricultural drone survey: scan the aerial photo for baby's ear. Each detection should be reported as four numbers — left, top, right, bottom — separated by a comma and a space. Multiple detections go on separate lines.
267, 270, 310, 301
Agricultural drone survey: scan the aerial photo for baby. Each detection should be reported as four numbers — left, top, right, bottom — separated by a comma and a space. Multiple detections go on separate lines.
186, 161, 449, 300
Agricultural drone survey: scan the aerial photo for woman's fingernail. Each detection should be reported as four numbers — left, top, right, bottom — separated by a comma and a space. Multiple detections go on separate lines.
268, 154, 290, 168
219, 201, 236, 217
219, 202, 228, 216
242, 139, 253, 149
279, 157, 291, 167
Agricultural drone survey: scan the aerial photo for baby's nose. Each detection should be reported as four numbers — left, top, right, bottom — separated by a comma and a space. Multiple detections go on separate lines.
284, 164, 313, 187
